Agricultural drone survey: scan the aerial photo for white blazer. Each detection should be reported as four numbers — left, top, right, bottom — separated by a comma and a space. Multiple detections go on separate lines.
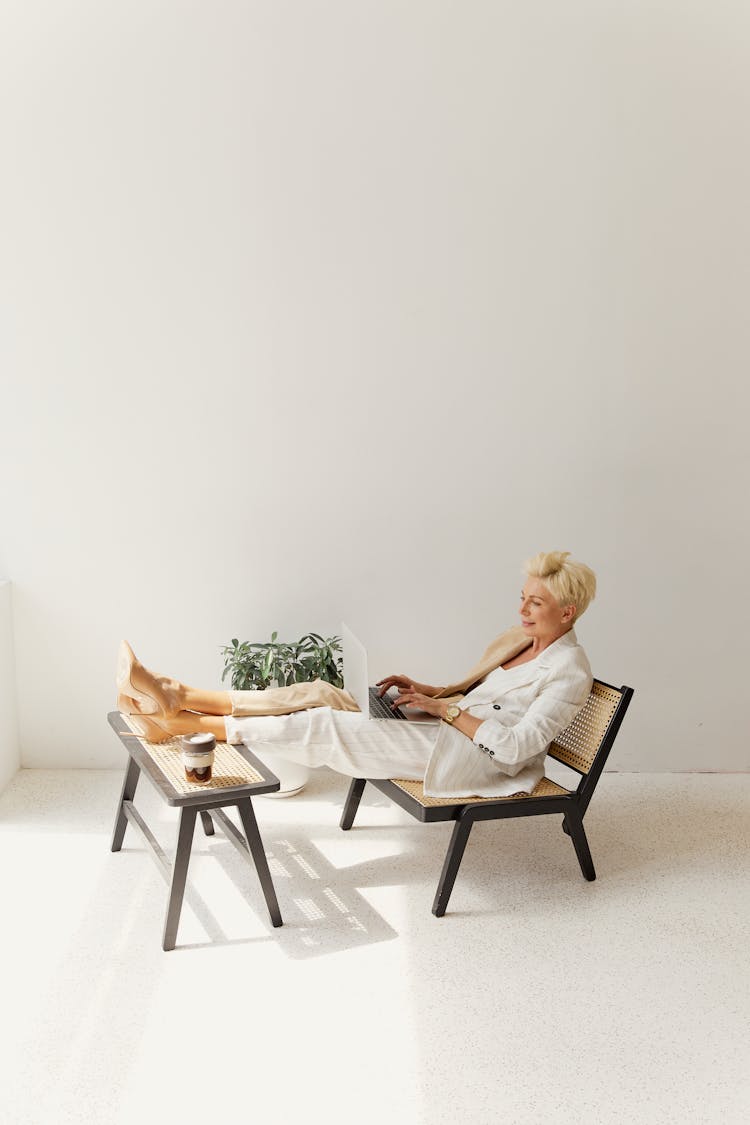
423, 628, 592, 798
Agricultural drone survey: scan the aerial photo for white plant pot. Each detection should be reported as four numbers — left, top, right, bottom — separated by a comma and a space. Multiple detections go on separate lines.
251, 681, 311, 795
257, 753, 310, 798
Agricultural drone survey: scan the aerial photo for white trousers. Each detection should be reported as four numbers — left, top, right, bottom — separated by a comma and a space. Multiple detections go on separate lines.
224, 707, 440, 781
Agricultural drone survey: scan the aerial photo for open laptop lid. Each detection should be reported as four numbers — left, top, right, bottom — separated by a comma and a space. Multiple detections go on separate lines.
341, 622, 369, 714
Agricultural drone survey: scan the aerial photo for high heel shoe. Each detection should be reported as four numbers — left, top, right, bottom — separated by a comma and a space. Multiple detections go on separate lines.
126, 713, 173, 743
116, 641, 180, 717
117, 641, 159, 714
117, 688, 158, 715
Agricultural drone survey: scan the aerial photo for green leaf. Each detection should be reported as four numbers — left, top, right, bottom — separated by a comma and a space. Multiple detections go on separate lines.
221, 628, 343, 692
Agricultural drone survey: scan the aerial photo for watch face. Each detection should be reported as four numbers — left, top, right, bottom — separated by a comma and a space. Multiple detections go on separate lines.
448, 705, 460, 720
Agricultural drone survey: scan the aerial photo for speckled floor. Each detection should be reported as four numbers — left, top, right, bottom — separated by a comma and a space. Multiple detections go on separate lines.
0, 767, 747, 1125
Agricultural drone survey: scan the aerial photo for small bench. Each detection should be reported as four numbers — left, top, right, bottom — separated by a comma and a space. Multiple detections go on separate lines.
340, 678, 634, 916
108, 712, 283, 949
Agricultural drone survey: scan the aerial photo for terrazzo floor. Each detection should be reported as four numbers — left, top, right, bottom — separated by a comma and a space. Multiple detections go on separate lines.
0, 767, 747, 1125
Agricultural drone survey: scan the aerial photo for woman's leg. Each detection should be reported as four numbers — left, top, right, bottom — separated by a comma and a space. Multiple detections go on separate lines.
180, 679, 359, 717
227, 679, 359, 716
126, 711, 228, 743
119, 640, 289, 717
225, 708, 438, 780
124, 679, 358, 720
180, 687, 232, 715
118, 643, 356, 719
127, 700, 437, 781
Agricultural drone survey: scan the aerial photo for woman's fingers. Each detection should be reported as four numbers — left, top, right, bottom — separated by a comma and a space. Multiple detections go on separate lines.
393, 690, 419, 708
376, 674, 403, 687
376, 674, 412, 696
394, 690, 441, 717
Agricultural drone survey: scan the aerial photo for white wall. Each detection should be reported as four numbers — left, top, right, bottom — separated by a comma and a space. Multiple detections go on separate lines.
2, 1, 748, 771
0, 583, 21, 792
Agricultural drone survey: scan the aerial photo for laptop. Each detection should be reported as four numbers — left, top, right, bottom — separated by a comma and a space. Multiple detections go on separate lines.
341, 622, 435, 723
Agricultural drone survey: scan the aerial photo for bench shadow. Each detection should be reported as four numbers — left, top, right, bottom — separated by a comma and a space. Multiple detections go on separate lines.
203, 827, 408, 958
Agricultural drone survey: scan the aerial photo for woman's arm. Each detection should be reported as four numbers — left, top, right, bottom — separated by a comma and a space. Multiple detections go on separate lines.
467, 669, 592, 776
390, 689, 483, 739
398, 659, 592, 776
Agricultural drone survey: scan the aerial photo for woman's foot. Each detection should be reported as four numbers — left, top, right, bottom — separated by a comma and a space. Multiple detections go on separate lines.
116, 641, 183, 718
126, 713, 174, 743
125, 709, 225, 745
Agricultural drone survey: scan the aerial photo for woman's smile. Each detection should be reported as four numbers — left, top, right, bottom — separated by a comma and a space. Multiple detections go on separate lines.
518, 576, 577, 646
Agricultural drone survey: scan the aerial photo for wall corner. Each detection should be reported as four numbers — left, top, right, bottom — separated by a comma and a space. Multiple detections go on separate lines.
0, 580, 21, 794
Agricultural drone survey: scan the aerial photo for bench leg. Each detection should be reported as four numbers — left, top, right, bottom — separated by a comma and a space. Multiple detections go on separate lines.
163, 808, 197, 951
565, 809, 596, 881
111, 756, 141, 852
432, 812, 474, 918
236, 799, 283, 928
340, 778, 367, 831
199, 810, 215, 837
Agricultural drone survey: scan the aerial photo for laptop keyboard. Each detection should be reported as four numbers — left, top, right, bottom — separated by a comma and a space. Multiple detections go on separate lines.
368, 687, 407, 721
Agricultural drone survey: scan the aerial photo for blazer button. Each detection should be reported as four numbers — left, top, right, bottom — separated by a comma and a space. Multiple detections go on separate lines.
493, 704, 502, 710
489, 750, 495, 757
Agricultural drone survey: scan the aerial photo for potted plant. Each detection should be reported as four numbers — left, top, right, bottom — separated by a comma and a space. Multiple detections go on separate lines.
219, 631, 344, 796
220, 632, 343, 691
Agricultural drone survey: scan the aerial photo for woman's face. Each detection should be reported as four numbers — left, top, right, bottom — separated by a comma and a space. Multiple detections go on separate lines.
519, 577, 575, 642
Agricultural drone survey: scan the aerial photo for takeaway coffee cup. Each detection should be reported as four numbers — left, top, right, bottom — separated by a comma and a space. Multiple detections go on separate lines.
181, 733, 216, 784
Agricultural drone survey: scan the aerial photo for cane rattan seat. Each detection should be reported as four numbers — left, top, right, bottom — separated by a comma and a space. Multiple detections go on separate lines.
121, 719, 265, 796
389, 775, 569, 808
340, 677, 634, 917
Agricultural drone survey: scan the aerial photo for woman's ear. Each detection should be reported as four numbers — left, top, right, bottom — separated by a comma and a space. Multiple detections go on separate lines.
561, 604, 576, 623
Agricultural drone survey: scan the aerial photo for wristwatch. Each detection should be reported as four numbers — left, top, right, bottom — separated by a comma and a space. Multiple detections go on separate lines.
443, 704, 461, 725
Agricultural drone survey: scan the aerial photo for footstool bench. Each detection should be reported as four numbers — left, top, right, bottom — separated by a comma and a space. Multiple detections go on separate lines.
108, 711, 283, 949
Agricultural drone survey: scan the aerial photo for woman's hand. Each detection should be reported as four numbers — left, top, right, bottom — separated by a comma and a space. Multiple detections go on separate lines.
377, 675, 438, 698
391, 689, 446, 718
393, 690, 483, 739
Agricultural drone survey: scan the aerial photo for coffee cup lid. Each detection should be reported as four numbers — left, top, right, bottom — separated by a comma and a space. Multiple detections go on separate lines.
181, 733, 216, 752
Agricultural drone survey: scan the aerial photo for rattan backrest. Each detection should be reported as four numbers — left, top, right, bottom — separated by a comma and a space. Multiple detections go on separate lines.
547, 680, 624, 775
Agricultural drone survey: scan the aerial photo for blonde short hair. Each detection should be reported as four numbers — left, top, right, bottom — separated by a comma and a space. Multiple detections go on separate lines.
524, 551, 597, 619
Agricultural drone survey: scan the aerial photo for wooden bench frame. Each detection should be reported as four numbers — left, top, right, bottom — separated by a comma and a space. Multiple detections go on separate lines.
108, 711, 283, 949
339, 679, 634, 917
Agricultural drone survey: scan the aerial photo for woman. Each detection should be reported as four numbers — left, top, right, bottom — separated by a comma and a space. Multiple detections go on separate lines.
118, 551, 596, 798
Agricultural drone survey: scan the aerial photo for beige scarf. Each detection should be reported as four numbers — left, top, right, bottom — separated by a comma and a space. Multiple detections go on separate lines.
433, 624, 531, 700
